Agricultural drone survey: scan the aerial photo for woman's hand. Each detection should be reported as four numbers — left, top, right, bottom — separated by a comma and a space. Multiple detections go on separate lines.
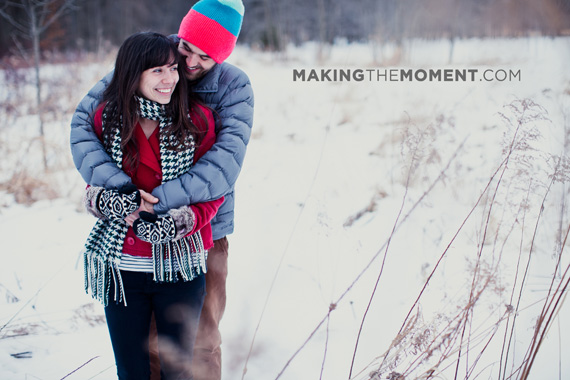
125, 190, 159, 226
84, 184, 140, 221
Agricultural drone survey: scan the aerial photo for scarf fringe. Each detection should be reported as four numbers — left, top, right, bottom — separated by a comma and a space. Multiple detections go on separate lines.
152, 233, 208, 283
84, 249, 126, 306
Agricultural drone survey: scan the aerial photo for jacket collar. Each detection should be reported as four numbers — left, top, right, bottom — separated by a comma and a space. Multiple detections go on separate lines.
192, 63, 222, 93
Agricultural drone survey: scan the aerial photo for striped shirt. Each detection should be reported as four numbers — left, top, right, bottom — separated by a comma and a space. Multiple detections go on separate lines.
118, 253, 154, 273
117, 253, 186, 274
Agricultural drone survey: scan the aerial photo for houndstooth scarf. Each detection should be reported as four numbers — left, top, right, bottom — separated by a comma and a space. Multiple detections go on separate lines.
84, 96, 207, 306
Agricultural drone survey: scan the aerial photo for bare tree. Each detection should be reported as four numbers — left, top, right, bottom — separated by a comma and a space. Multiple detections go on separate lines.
0, 0, 79, 170
315, 0, 326, 59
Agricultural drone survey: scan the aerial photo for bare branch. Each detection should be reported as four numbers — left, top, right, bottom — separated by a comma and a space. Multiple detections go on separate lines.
1, 1, 26, 9
39, 0, 78, 34
10, 34, 30, 60
0, 7, 29, 34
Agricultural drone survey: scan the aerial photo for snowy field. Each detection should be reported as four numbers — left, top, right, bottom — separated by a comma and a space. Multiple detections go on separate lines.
1, 36, 570, 379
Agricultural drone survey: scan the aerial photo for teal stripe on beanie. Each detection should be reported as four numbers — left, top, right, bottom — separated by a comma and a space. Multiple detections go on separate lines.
193, 0, 243, 37
218, 0, 244, 15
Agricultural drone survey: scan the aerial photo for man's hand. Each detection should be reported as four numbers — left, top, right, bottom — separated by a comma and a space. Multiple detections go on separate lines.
140, 190, 158, 213
125, 190, 158, 226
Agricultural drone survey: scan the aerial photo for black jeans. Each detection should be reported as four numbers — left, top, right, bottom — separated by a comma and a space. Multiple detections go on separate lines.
105, 270, 206, 380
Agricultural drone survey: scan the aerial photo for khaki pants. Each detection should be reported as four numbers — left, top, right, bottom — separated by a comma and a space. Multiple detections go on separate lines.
150, 237, 229, 380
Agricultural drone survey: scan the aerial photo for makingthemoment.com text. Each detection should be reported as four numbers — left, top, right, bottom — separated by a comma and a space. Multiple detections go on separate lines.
292, 68, 521, 82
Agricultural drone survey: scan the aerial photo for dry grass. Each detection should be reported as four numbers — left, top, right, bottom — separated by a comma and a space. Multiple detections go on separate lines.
268, 98, 569, 380
0, 52, 114, 206
349, 99, 569, 380
0, 170, 59, 205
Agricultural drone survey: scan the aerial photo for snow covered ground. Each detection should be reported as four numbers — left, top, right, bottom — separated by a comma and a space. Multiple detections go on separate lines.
1, 36, 569, 379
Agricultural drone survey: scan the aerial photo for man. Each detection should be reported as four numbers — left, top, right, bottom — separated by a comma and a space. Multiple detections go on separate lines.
69, 1, 253, 379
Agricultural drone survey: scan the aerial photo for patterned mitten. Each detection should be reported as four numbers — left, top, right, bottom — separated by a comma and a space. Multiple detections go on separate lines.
133, 206, 196, 244
84, 184, 140, 220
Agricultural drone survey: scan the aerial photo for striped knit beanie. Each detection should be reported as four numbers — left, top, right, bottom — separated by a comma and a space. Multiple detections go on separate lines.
178, 0, 244, 64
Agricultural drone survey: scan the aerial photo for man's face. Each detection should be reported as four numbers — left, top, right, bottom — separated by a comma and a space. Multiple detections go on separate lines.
178, 38, 216, 82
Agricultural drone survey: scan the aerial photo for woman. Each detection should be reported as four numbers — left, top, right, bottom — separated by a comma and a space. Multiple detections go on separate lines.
82, 31, 222, 380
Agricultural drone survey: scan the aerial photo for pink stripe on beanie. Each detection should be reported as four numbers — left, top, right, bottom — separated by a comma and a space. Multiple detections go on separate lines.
178, 0, 244, 63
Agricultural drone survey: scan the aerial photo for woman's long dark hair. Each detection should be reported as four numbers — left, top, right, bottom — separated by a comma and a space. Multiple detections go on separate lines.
100, 31, 206, 172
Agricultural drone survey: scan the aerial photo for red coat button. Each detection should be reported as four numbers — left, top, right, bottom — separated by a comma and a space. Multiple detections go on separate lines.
127, 237, 135, 245
155, 174, 161, 180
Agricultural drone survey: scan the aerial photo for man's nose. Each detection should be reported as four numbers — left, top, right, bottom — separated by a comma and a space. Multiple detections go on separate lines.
187, 52, 199, 67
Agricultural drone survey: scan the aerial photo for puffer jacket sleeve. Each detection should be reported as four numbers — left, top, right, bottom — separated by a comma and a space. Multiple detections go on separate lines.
151, 65, 254, 214
69, 70, 133, 189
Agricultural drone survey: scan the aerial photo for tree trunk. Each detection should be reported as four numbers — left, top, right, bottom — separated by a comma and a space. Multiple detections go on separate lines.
94, 0, 104, 57
316, 0, 326, 61
30, 6, 48, 170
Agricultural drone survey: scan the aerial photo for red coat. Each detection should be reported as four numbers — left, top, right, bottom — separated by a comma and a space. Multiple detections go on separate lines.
93, 103, 223, 257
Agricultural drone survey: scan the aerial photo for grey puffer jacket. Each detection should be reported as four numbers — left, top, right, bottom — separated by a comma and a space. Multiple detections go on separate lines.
70, 62, 254, 240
